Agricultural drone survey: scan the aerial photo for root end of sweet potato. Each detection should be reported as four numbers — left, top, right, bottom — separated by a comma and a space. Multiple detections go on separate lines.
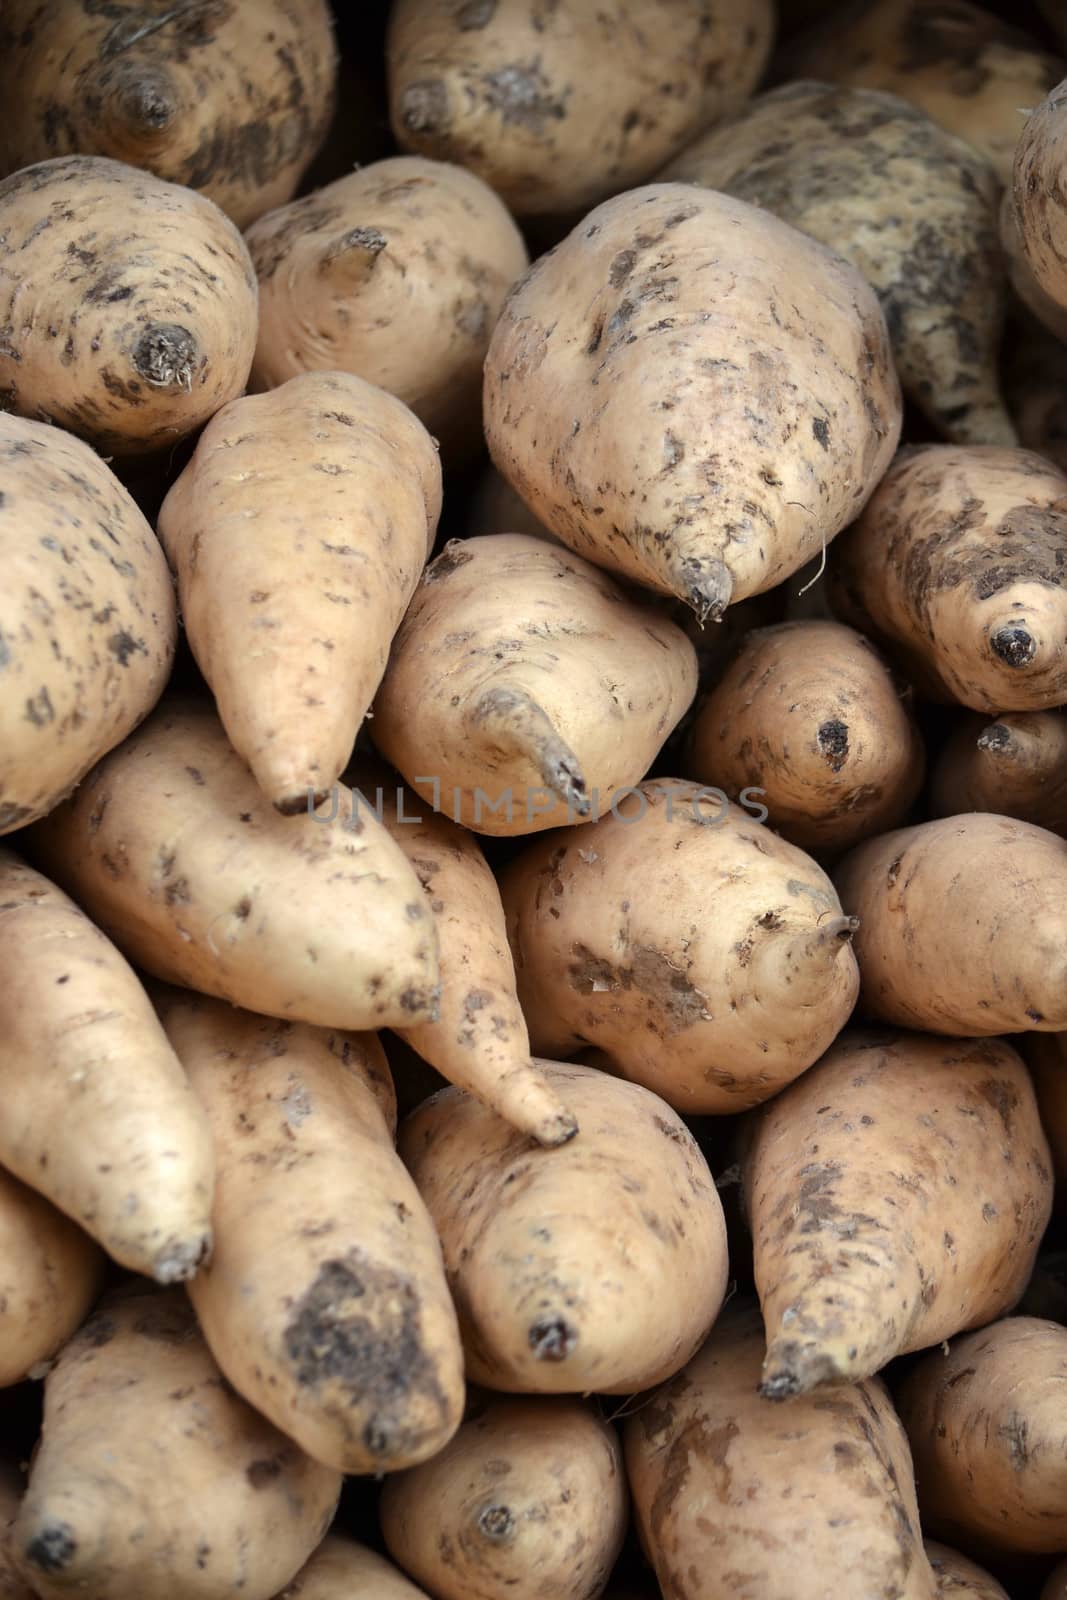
151, 1228, 213, 1285
670, 556, 733, 625
131, 323, 198, 391
991, 626, 1037, 668
527, 1313, 578, 1363
467, 685, 590, 816
21, 1519, 78, 1575
760, 1340, 845, 1400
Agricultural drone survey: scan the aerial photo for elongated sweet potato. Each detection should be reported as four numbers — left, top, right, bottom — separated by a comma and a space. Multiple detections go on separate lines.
357, 771, 577, 1146
685, 619, 923, 854
834, 813, 1067, 1034
157, 371, 442, 814
0, 156, 257, 457
898, 1316, 1067, 1555
742, 1029, 1052, 1398
400, 1061, 728, 1395
246, 156, 527, 460
1012, 80, 1067, 327
380, 1397, 628, 1600
926, 1544, 1009, 1599
484, 184, 901, 619
160, 992, 465, 1475
1027, 1033, 1067, 1185
662, 82, 1014, 447
0, 0, 337, 228
27, 699, 440, 1031
0, 1168, 103, 1391
830, 446, 1067, 711
930, 710, 1067, 836
0, 412, 176, 836
625, 1302, 938, 1599
0, 850, 214, 1281
387, 0, 773, 223
500, 780, 859, 1113
12, 1286, 340, 1599
788, 0, 1063, 184
279, 1537, 429, 1598
371, 535, 698, 834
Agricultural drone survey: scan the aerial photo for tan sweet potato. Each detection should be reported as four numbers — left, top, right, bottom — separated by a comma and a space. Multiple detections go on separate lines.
1027, 1033, 1067, 1184
27, 699, 440, 1031
399, 1061, 729, 1395
662, 82, 1014, 447
0, 156, 257, 457
897, 1316, 1067, 1555
358, 771, 577, 1147
925, 1544, 1010, 1600
742, 1029, 1052, 1398
833, 813, 1067, 1034
0, 412, 176, 835
370, 535, 698, 834
157, 371, 442, 814
279, 1537, 429, 1599
484, 184, 901, 619
625, 1301, 938, 1600
0, 1168, 103, 1391
930, 710, 1067, 836
830, 446, 1067, 711
386, 0, 773, 223
0, 0, 337, 229
12, 1285, 341, 1600
160, 992, 465, 1476
246, 156, 527, 460
500, 779, 859, 1114
0, 850, 214, 1281
788, 0, 1063, 185
380, 1397, 628, 1600
685, 619, 924, 854
1012, 80, 1067, 327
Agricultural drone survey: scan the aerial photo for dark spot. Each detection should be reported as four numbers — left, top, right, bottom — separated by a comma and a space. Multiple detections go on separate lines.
131, 323, 197, 389
24, 1524, 77, 1573
400, 79, 450, 136
108, 629, 143, 666
458, 0, 496, 25
246, 1456, 284, 1490
812, 417, 830, 449
185, 766, 205, 785
527, 1315, 577, 1362
817, 719, 849, 772
81, 1315, 116, 1348
477, 1503, 515, 1541
24, 686, 54, 726
990, 627, 1036, 668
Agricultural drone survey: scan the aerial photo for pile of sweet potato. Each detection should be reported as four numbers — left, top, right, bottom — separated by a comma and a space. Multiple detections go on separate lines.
2, 1, 1067, 1596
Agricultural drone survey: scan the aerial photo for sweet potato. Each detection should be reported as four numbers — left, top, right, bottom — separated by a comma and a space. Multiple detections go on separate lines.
999, 190, 1067, 345
1027, 1033, 1067, 1185
685, 619, 924, 854
0, 155, 257, 457
0, 1462, 34, 1600
157, 371, 442, 814
624, 1301, 938, 1600
279, 1537, 429, 1599
0, 412, 176, 835
27, 699, 440, 1030
0, 0, 337, 228
11, 1285, 341, 1600
742, 1029, 1052, 1398
246, 156, 527, 460
371, 535, 698, 834
930, 711, 1067, 836
788, 0, 1063, 185
833, 813, 1067, 1034
360, 772, 577, 1146
830, 445, 1067, 712
925, 1544, 1010, 1600
399, 1060, 729, 1395
484, 184, 901, 619
386, 0, 773, 223
380, 1396, 628, 1600
160, 991, 465, 1476
897, 1316, 1067, 1555
1012, 80, 1067, 327
0, 850, 214, 1281
662, 82, 1014, 447
0, 1168, 102, 1391
499, 779, 859, 1113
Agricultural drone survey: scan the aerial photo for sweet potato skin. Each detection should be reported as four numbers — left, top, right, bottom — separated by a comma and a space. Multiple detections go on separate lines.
157, 371, 443, 814
279, 1537, 430, 1598
0, 1168, 103, 1391
0, 156, 258, 457
0, 0, 337, 228
12, 1286, 341, 1600
246, 156, 527, 461
925, 1543, 1010, 1600
399, 1061, 729, 1396
743, 1030, 1053, 1397
624, 1302, 938, 1599
484, 184, 901, 616
1013, 80, 1067, 324
27, 699, 440, 1031
897, 1317, 1067, 1555
0, 414, 176, 835
0, 850, 214, 1282
379, 1398, 628, 1600
161, 993, 465, 1476
833, 813, 1067, 1034
930, 710, 1067, 837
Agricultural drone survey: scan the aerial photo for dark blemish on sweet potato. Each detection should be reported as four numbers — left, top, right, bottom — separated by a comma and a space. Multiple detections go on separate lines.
24, 1523, 77, 1574
24, 686, 54, 726
458, 0, 496, 26
977, 1077, 1018, 1135
185, 766, 205, 785
477, 1503, 515, 1540
400, 78, 451, 136
609, 249, 636, 288
107, 629, 143, 666
528, 1314, 577, 1361
246, 1455, 286, 1489
817, 719, 849, 772
482, 61, 568, 133
164, 876, 191, 905
131, 323, 197, 389
233, 896, 252, 921
425, 544, 472, 581
999, 1412, 1031, 1468
812, 417, 830, 449
81, 1314, 116, 1349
